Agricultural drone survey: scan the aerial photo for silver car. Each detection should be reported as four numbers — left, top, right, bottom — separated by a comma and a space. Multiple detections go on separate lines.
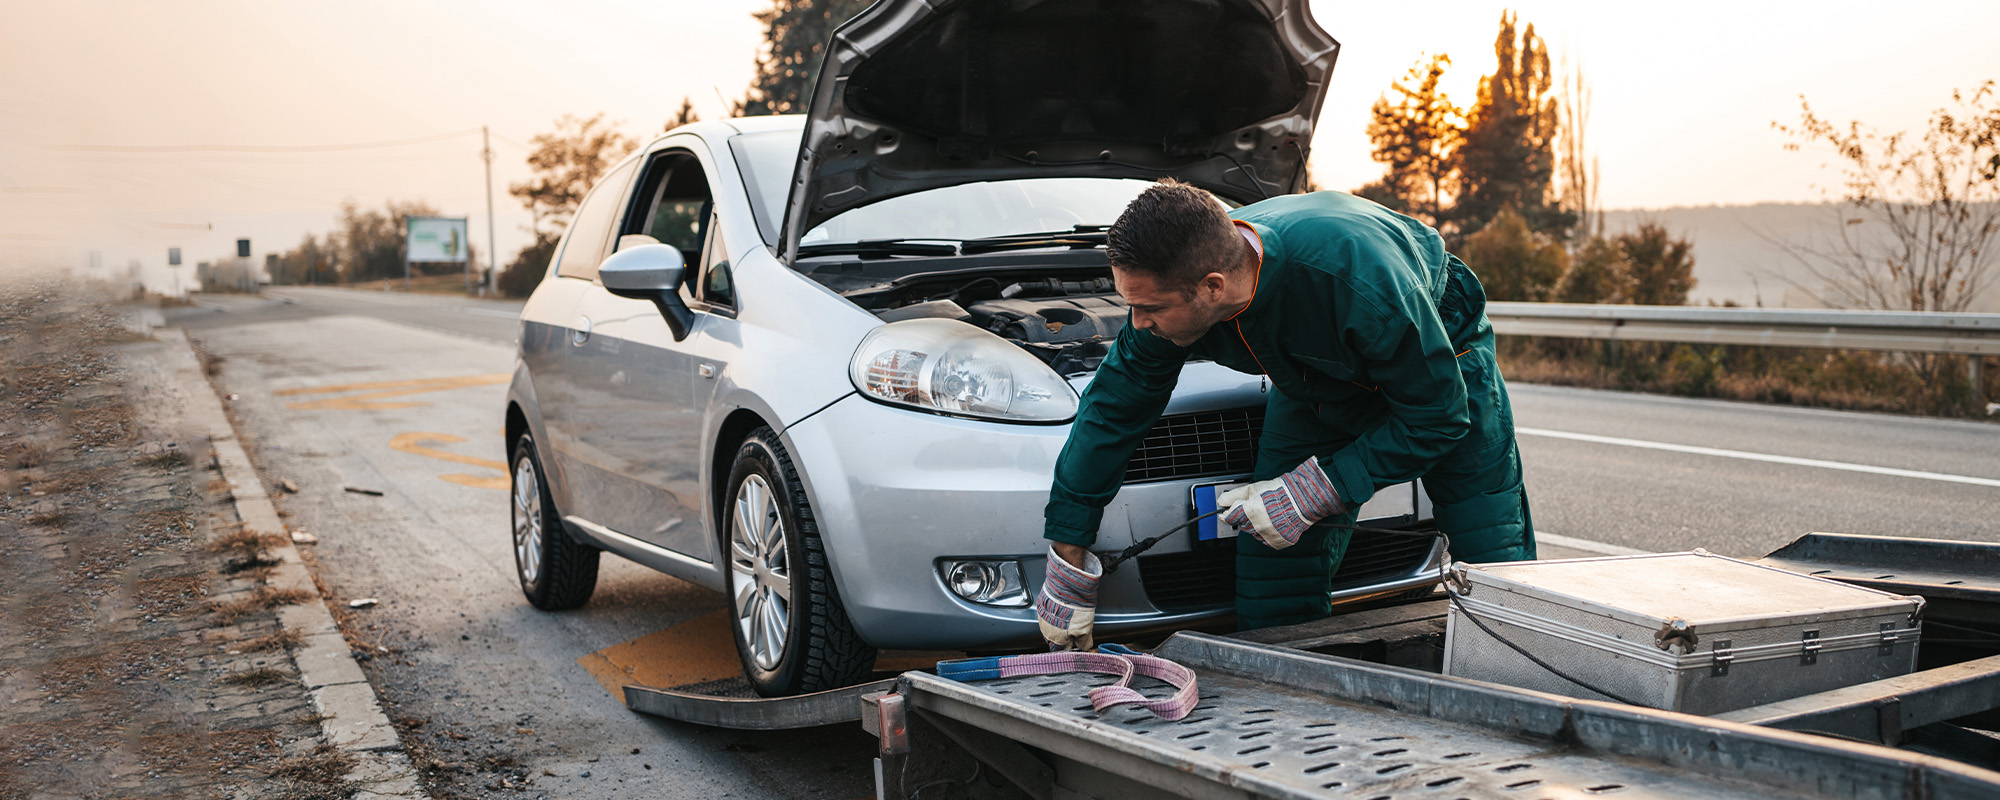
505, 0, 1443, 696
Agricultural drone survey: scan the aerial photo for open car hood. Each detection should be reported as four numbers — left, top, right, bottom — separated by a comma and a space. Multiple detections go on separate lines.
779, 0, 1338, 261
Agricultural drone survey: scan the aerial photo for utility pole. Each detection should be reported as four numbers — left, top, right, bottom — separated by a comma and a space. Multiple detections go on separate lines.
483, 125, 497, 296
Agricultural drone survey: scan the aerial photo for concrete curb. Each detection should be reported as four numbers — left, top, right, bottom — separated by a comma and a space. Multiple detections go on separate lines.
154, 326, 428, 799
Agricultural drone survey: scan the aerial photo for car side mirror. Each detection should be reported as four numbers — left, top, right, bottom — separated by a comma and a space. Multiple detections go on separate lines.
600, 244, 695, 341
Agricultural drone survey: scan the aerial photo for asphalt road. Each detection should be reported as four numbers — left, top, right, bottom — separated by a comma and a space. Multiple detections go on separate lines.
168, 286, 2000, 795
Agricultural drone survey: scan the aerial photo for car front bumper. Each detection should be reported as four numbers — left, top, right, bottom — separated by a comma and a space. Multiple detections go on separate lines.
781, 363, 1442, 651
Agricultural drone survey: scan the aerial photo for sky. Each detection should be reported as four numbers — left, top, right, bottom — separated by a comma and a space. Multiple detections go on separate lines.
3, 0, 1996, 293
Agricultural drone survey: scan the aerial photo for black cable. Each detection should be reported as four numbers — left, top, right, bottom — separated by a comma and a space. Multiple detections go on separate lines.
1101, 512, 1648, 706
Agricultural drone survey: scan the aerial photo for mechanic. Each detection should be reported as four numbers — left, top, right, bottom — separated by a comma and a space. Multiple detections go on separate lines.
1035, 180, 1534, 650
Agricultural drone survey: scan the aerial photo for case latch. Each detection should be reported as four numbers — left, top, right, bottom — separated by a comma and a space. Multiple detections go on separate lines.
1711, 639, 1734, 677
1879, 622, 1899, 655
1801, 630, 1822, 665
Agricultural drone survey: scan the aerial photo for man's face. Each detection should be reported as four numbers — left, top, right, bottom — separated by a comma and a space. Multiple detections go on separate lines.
1115, 266, 1235, 347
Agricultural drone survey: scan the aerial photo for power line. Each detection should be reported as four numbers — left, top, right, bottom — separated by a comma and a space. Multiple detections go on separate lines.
50, 128, 484, 154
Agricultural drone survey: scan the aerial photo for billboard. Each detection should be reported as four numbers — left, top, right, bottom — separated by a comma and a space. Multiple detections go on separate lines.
407, 216, 469, 263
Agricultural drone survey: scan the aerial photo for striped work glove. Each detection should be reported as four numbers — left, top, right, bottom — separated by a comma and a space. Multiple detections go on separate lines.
1219, 456, 1344, 551
1036, 545, 1101, 651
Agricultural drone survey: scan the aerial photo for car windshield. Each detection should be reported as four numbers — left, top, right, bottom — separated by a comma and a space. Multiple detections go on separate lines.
730, 129, 1152, 256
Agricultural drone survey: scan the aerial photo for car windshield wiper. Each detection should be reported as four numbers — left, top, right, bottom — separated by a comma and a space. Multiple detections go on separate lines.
796, 239, 961, 258
958, 226, 1109, 255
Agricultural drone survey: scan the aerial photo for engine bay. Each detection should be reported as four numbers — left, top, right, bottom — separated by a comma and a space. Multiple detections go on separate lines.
872, 276, 1127, 377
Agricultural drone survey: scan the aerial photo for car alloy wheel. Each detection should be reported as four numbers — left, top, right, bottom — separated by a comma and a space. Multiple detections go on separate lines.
729, 473, 791, 670
509, 433, 599, 610
514, 457, 544, 587
722, 427, 876, 696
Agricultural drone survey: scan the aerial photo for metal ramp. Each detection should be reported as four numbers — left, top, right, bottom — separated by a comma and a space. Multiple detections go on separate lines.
891, 632, 2000, 799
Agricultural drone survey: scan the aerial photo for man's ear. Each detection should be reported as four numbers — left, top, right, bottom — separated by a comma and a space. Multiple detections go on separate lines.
1197, 271, 1228, 300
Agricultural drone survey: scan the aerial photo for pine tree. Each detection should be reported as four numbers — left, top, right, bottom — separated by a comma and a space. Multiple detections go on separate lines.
737, 0, 875, 116
666, 96, 700, 132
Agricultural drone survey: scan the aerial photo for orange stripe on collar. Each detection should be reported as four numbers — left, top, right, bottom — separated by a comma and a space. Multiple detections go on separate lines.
1224, 220, 1264, 323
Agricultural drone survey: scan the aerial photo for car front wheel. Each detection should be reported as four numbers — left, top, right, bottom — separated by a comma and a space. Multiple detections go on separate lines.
724, 427, 875, 696
511, 433, 599, 610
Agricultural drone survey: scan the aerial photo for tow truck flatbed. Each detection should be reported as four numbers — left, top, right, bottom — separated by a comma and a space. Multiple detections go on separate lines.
622, 533, 2000, 798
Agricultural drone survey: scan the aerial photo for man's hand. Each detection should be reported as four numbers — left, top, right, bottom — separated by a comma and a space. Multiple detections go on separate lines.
1036, 544, 1100, 651
1219, 456, 1343, 550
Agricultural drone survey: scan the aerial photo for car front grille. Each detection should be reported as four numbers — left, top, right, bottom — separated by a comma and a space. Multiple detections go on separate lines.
1123, 407, 1264, 484
1138, 532, 1436, 613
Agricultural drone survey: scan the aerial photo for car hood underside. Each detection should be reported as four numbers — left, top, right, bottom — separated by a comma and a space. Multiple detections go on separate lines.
780, 0, 1339, 260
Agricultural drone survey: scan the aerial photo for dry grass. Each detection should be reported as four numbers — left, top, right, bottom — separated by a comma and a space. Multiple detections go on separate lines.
1499, 338, 1998, 420
265, 744, 359, 800
140, 450, 189, 470
27, 511, 66, 528
239, 628, 303, 652
209, 587, 316, 624
219, 667, 292, 688
203, 528, 287, 557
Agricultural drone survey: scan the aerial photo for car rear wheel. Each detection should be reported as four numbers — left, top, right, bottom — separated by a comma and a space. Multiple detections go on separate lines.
724, 427, 875, 696
511, 433, 599, 610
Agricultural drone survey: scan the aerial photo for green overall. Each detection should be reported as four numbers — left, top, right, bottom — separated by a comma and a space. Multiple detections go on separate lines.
1043, 191, 1535, 630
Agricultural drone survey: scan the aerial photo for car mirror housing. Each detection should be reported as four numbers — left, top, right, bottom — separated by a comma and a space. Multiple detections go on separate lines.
600, 244, 695, 341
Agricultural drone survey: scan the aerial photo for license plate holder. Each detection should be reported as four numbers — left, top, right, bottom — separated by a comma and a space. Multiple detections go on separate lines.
1189, 480, 1250, 543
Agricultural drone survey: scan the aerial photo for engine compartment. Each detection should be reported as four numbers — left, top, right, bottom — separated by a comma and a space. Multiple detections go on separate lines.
870, 275, 1127, 377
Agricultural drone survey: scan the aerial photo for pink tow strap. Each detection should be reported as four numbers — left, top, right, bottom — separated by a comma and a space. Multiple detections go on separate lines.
935, 646, 1200, 721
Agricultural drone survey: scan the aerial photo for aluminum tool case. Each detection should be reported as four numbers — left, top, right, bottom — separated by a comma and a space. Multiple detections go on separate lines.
1444, 550, 1924, 715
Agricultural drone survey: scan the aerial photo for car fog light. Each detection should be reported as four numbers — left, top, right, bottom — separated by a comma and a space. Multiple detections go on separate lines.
938, 559, 1029, 607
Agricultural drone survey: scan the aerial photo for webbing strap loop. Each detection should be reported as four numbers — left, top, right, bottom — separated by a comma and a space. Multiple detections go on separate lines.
935, 646, 1199, 721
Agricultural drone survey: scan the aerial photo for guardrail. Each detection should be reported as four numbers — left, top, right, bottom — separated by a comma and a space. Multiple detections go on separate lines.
1486, 302, 2000, 356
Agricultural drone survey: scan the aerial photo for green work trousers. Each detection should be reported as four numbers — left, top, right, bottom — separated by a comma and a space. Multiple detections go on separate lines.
1234, 322, 1535, 629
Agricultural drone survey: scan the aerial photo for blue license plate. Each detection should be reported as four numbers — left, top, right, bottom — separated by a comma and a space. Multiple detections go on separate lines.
1190, 481, 1249, 541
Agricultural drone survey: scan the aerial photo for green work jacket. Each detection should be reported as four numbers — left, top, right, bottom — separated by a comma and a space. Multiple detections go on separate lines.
1043, 191, 1475, 546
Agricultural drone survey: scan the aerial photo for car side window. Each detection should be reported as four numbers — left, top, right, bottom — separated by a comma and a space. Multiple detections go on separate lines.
624, 150, 712, 271
700, 211, 734, 309
554, 158, 639, 282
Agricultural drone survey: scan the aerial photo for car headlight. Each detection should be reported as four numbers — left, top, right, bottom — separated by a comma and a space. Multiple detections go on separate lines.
849, 318, 1078, 423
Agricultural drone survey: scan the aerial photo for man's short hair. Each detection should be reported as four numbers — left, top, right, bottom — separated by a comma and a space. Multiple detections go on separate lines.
1105, 179, 1242, 296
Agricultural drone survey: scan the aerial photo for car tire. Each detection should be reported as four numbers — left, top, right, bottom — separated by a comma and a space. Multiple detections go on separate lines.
511, 433, 599, 610
723, 427, 876, 696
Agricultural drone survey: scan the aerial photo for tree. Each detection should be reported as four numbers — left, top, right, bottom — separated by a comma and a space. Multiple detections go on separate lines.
1366, 54, 1464, 227
1557, 57, 1602, 243
270, 233, 336, 286
1618, 223, 1697, 305
666, 96, 700, 132
333, 199, 441, 283
1455, 12, 1568, 241
498, 114, 637, 296
737, 0, 873, 116
498, 232, 560, 298
1771, 81, 2000, 312
508, 113, 638, 237
1458, 207, 1569, 301
1556, 235, 1623, 304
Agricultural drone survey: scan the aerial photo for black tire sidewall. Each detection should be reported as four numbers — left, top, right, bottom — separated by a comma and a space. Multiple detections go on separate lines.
722, 433, 811, 693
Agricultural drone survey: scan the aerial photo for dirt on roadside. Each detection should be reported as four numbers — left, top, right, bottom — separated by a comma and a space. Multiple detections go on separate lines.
0, 281, 358, 800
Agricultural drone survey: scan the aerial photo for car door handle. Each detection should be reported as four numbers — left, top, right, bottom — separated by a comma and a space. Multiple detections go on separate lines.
697, 363, 716, 379
571, 316, 591, 346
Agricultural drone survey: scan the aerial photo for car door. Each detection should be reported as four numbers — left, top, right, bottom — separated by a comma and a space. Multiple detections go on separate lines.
563, 144, 734, 561
533, 156, 639, 517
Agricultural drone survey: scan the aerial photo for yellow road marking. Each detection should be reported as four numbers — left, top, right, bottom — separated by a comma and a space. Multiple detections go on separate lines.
576, 610, 965, 701
389, 432, 508, 491
279, 373, 508, 410
578, 609, 741, 698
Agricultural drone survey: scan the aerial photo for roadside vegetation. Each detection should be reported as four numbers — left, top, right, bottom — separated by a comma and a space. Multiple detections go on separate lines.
1359, 13, 1998, 419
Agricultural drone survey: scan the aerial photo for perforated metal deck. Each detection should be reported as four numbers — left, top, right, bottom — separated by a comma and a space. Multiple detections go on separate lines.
902, 633, 2000, 799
